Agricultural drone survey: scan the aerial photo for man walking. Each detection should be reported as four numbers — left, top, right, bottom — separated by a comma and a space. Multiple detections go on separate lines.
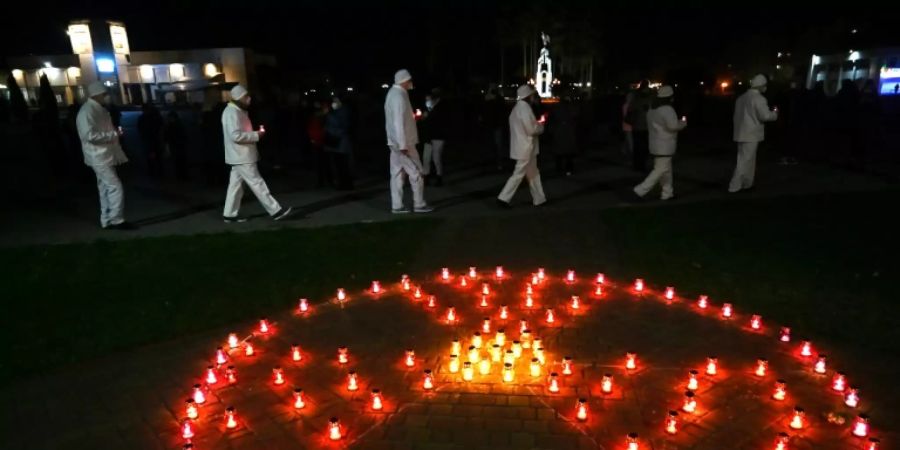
730, 74, 778, 193
76, 81, 133, 230
384, 69, 432, 213
633, 85, 686, 201
496, 84, 546, 207
222, 85, 292, 222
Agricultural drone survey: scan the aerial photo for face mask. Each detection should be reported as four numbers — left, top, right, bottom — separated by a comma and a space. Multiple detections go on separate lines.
425, 100, 434, 110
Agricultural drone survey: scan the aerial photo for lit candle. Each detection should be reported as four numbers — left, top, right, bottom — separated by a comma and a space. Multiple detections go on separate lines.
601, 374, 613, 393
665, 286, 675, 300
755, 358, 768, 377
184, 444, 194, 450
562, 356, 573, 375
205, 365, 218, 385
192, 384, 206, 404
185, 399, 199, 420
259, 318, 270, 334
521, 329, 532, 348
566, 270, 575, 283
531, 274, 539, 285
427, 295, 436, 308
225, 406, 238, 429
682, 391, 697, 413
337, 288, 346, 302
775, 432, 789, 450
721, 303, 733, 319
853, 414, 869, 437
449, 354, 460, 373
499, 305, 509, 320
495, 266, 504, 280
479, 358, 491, 375
495, 329, 506, 346
814, 354, 827, 374
347, 371, 358, 391
698, 295, 708, 309
504, 350, 515, 366
750, 315, 762, 330
227, 333, 239, 349
789, 407, 804, 429
525, 294, 534, 309
596, 273, 605, 284
293, 388, 306, 409
480, 295, 489, 308
181, 419, 195, 440
414, 287, 422, 300
463, 362, 474, 381
665, 410, 678, 434
537, 267, 546, 281
451, 339, 461, 355
832, 372, 847, 392
594, 286, 603, 296
634, 278, 644, 292
441, 267, 450, 281
491, 344, 502, 362
292, 344, 302, 362
338, 347, 349, 364
371, 389, 383, 411
299, 297, 309, 312
405, 349, 415, 367
244, 343, 255, 357
329, 417, 342, 440
780, 327, 791, 342
519, 319, 528, 333
446, 307, 457, 323
460, 277, 468, 287
548, 372, 560, 393
773, 379, 787, 401
627, 432, 640, 450
845, 387, 860, 408
530, 358, 541, 377
225, 365, 237, 384
512, 341, 523, 358
371, 281, 381, 294
626, 352, 637, 370
472, 332, 483, 349
424, 370, 434, 390
532, 337, 542, 352
402, 278, 411, 291
706, 356, 718, 376
469, 267, 477, 279
576, 398, 588, 421
866, 438, 880, 450
535, 347, 546, 365
273, 366, 285, 385
800, 340, 812, 357
482, 318, 491, 333
687, 370, 699, 390
545, 308, 555, 324
503, 363, 514, 383
570, 296, 580, 310
468, 345, 480, 363
526, 283, 533, 295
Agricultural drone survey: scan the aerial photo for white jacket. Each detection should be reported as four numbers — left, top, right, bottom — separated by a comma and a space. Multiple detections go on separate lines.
647, 105, 686, 156
509, 100, 544, 160
733, 89, 778, 143
222, 102, 260, 165
384, 85, 418, 151
76, 98, 127, 167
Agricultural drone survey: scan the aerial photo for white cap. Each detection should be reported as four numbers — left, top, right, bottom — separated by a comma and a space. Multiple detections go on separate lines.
230, 85, 249, 101
86, 81, 107, 97
516, 84, 536, 100
657, 85, 674, 98
394, 69, 412, 84
750, 74, 768, 88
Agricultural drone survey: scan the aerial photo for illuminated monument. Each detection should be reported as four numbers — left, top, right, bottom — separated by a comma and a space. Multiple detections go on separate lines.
536, 32, 553, 99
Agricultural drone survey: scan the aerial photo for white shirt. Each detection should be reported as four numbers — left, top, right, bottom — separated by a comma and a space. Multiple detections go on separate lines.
384, 85, 418, 150
221, 102, 260, 165
509, 100, 544, 160
733, 89, 778, 143
647, 105, 686, 156
76, 98, 127, 167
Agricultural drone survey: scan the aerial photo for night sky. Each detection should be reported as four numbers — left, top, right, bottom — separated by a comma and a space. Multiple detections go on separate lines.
2, 0, 896, 85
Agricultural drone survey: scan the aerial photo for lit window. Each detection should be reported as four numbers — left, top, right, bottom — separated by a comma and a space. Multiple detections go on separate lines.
96, 58, 116, 73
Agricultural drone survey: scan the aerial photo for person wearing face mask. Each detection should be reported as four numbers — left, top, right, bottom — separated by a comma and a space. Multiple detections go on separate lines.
324, 96, 354, 190
76, 81, 133, 230
221, 85, 292, 222
730, 74, 778, 193
496, 84, 546, 208
384, 69, 433, 213
421, 88, 448, 186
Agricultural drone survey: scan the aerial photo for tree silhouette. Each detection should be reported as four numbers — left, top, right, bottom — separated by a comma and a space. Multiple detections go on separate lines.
6, 73, 28, 122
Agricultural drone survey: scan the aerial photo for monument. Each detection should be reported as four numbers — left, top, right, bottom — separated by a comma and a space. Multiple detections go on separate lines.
536, 32, 553, 98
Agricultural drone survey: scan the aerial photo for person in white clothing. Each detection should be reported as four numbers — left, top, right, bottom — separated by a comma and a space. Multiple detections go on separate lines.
384, 69, 433, 213
221, 85, 292, 222
730, 74, 778, 193
76, 81, 133, 230
497, 84, 547, 207
633, 85, 687, 201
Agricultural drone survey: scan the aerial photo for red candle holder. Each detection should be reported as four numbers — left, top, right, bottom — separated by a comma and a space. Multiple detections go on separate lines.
181, 419, 194, 440
225, 406, 238, 429
627, 432, 640, 450
698, 295, 708, 309
499, 305, 509, 319
329, 417, 342, 441
298, 297, 309, 313
845, 387, 860, 408
446, 307, 457, 324
185, 399, 198, 420
566, 270, 576, 283
775, 432, 789, 450
755, 358, 768, 377
634, 278, 644, 293
866, 438, 880, 450
347, 371, 359, 391
682, 391, 697, 413
227, 333, 239, 349
832, 372, 847, 392
441, 267, 450, 281
525, 294, 534, 309
789, 407, 804, 430
853, 414, 869, 437
537, 267, 546, 281
338, 347, 349, 364
706, 356, 718, 376
562, 356, 573, 375
545, 308, 555, 324
272, 366, 285, 385
423, 369, 434, 390
293, 388, 306, 409
547, 372, 560, 393
595, 273, 605, 284
750, 315, 762, 330
601, 373, 613, 393
370, 389, 383, 411
773, 379, 787, 401
259, 318, 270, 334
468, 267, 477, 279
665, 410, 678, 434
575, 398, 588, 421
495, 266, 504, 280
405, 349, 415, 367
370, 281, 381, 295
721, 303, 733, 319
687, 370, 699, 390
244, 343, 255, 357
427, 295, 436, 308
225, 365, 237, 384
779, 327, 791, 342
192, 384, 206, 404
291, 344, 302, 362
626, 352, 637, 370
800, 341, 812, 357
205, 366, 218, 385
570, 296, 580, 310
665, 286, 675, 300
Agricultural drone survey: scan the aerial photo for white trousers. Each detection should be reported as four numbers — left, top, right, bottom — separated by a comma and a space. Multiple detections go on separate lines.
498, 155, 546, 205
422, 139, 445, 176
634, 156, 674, 199
389, 147, 427, 210
91, 164, 125, 227
223, 163, 282, 217
729, 142, 759, 192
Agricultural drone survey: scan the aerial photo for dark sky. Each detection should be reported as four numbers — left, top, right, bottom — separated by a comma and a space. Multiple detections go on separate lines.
2, 0, 896, 85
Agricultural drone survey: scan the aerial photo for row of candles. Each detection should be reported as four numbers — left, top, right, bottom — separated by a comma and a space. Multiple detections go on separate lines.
178, 268, 879, 449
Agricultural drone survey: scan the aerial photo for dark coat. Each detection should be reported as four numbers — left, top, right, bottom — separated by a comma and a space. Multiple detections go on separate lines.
550, 102, 578, 156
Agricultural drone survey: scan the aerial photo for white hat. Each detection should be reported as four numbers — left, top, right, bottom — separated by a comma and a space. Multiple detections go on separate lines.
750, 74, 768, 88
657, 85, 674, 98
86, 81, 107, 97
394, 69, 412, 84
230, 85, 249, 100
516, 84, 536, 100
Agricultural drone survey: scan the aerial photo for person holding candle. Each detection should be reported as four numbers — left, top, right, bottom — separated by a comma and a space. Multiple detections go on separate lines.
497, 84, 547, 208
729, 74, 778, 193
221, 85, 292, 222
385, 69, 433, 213
633, 85, 686, 201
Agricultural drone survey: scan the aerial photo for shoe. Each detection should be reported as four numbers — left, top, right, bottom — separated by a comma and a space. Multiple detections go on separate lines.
392, 207, 411, 214
628, 189, 645, 203
271, 207, 293, 221
661, 195, 674, 201
223, 216, 248, 223
496, 199, 512, 209
534, 200, 548, 207
413, 205, 434, 213
106, 221, 137, 230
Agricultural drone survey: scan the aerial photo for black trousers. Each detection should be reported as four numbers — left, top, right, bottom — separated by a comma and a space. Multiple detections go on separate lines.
632, 131, 649, 171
